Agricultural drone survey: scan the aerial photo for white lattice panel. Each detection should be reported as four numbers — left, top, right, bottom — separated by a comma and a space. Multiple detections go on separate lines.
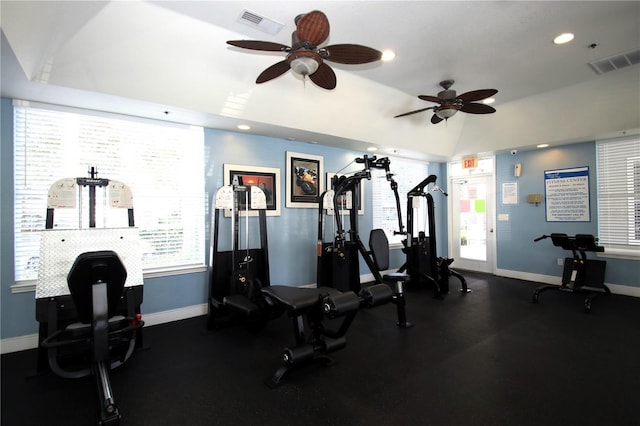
36, 227, 144, 298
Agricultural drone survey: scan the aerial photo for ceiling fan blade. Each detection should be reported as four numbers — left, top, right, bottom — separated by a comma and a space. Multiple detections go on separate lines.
418, 95, 444, 104
309, 62, 337, 89
296, 10, 330, 46
457, 89, 498, 102
394, 107, 435, 118
227, 40, 289, 52
460, 103, 497, 114
431, 114, 444, 124
256, 60, 291, 84
323, 44, 382, 64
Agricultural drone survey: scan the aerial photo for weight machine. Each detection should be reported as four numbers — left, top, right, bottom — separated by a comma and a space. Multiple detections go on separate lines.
317, 155, 412, 327
207, 177, 274, 329
36, 167, 144, 426
207, 177, 393, 386
398, 175, 469, 297
532, 233, 609, 312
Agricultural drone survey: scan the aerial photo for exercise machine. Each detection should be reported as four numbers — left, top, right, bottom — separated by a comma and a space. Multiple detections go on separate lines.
207, 178, 275, 329
532, 233, 609, 312
36, 168, 144, 425
261, 283, 391, 387
317, 155, 412, 327
398, 175, 469, 297
207, 178, 393, 386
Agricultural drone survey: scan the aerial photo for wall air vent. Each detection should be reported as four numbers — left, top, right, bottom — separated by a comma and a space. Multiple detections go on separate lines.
588, 48, 640, 74
237, 10, 284, 35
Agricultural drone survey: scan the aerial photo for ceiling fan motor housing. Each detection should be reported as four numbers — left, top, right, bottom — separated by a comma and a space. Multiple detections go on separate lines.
438, 89, 457, 100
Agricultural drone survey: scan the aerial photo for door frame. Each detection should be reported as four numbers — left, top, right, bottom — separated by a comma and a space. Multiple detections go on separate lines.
447, 160, 496, 274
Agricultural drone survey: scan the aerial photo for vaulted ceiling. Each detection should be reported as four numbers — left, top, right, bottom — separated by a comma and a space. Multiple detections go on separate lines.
2, 1, 639, 161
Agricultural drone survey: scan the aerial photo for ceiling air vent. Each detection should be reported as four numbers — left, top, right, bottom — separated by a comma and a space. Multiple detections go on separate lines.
588, 48, 640, 74
237, 10, 284, 35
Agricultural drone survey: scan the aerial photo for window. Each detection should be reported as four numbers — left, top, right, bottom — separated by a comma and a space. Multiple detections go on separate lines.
371, 157, 430, 245
596, 136, 640, 257
13, 101, 205, 282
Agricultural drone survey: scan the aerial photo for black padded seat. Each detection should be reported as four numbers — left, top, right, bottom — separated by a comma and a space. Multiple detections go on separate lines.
383, 272, 410, 283
64, 315, 129, 338
369, 229, 412, 328
261, 286, 341, 311
223, 294, 261, 315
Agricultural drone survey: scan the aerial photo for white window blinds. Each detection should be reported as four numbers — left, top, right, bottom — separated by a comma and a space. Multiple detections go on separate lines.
13, 102, 205, 281
371, 157, 430, 245
596, 136, 640, 255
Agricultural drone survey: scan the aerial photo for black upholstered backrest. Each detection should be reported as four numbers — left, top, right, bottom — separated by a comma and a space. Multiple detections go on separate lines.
574, 234, 598, 251
369, 229, 389, 271
67, 250, 127, 323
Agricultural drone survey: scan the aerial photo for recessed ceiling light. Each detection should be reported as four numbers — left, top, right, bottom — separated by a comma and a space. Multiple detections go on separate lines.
237, 124, 251, 130
367, 146, 378, 152
537, 144, 549, 148
482, 98, 495, 105
381, 50, 396, 61
553, 33, 574, 45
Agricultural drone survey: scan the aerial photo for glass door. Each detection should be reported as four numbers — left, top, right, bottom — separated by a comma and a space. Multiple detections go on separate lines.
449, 172, 495, 273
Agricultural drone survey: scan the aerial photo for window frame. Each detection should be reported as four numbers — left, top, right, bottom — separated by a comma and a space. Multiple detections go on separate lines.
595, 135, 640, 260
370, 156, 431, 246
12, 101, 206, 291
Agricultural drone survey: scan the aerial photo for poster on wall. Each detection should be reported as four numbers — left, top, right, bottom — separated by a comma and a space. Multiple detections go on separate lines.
502, 182, 518, 204
544, 166, 590, 222
286, 151, 324, 208
223, 163, 281, 216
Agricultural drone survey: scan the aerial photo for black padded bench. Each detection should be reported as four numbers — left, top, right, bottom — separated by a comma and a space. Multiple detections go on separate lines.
260, 284, 392, 387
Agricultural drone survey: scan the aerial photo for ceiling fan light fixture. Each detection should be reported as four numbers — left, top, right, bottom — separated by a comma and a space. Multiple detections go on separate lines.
290, 56, 319, 76
435, 107, 457, 120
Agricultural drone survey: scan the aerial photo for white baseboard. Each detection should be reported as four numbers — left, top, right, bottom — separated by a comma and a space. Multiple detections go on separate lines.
494, 268, 640, 298
5, 272, 636, 354
141, 303, 208, 327
1, 303, 209, 355
0, 334, 39, 355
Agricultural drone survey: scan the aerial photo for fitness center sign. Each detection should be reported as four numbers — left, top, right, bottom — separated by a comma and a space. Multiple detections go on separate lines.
544, 166, 590, 222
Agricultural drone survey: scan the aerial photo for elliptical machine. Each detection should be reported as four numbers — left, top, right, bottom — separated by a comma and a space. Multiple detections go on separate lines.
398, 175, 469, 297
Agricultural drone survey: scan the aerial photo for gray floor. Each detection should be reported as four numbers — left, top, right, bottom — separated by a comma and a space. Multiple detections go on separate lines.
3, 272, 639, 426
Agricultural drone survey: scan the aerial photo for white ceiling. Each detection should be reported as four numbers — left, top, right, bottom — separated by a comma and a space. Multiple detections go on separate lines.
2, 1, 639, 161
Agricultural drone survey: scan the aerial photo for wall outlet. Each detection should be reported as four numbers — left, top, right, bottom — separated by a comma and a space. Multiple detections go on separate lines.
557, 258, 564, 266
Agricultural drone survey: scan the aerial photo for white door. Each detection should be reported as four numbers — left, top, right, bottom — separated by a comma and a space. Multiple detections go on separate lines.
449, 175, 495, 273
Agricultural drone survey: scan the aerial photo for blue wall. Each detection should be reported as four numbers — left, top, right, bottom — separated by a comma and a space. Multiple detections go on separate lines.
495, 142, 639, 285
1, 99, 433, 339
2, 98, 638, 342
203, 129, 392, 286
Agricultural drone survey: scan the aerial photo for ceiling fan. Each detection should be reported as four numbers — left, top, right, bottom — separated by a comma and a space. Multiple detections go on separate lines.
395, 80, 498, 124
226, 10, 382, 90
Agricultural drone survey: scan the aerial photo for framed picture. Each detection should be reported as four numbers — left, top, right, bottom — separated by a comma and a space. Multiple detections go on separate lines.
223, 164, 281, 216
285, 151, 324, 208
326, 172, 365, 215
